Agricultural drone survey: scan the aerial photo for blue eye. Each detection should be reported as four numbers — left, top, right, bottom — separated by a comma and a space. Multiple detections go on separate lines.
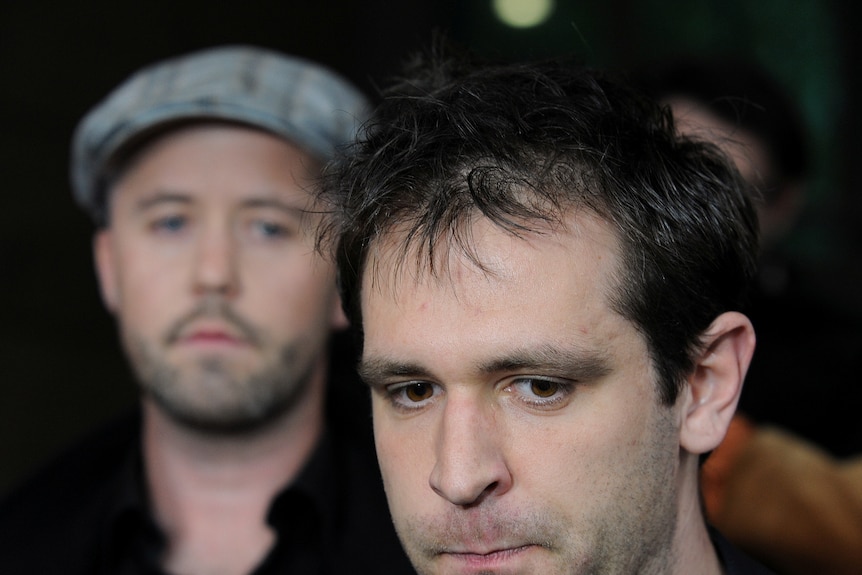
251, 219, 299, 240
256, 221, 287, 237
152, 215, 187, 233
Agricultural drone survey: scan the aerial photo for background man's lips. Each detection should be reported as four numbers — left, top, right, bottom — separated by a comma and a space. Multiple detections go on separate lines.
177, 326, 248, 345
178, 320, 243, 340
186, 332, 237, 341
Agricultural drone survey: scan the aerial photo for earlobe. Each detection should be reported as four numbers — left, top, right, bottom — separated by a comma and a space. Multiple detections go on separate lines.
93, 230, 119, 313
679, 311, 756, 455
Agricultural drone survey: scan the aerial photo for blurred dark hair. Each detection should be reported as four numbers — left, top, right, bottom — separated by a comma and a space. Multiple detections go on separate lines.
640, 57, 809, 198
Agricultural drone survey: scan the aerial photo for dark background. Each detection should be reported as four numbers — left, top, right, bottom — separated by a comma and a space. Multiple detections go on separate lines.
3, 0, 860, 495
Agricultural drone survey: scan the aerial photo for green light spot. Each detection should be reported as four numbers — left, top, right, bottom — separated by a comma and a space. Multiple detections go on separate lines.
493, 0, 555, 28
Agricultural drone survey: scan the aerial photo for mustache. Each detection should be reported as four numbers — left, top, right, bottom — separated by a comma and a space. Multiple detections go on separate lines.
163, 297, 262, 346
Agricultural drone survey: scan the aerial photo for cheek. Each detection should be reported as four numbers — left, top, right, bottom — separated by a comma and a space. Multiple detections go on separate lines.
249, 281, 339, 338
372, 405, 403, 477
372, 404, 431, 501
510, 392, 659, 494
113, 259, 178, 320
114, 283, 177, 341
245, 257, 337, 312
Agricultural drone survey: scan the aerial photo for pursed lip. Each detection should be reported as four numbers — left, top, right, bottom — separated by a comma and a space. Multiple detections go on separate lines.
438, 543, 539, 568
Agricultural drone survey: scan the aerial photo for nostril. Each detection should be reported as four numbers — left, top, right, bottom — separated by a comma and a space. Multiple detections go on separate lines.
454, 482, 499, 509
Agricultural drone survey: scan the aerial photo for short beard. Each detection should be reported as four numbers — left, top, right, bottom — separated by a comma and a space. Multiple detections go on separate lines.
133, 340, 316, 436
393, 409, 680, 575
124, 298, 321, 436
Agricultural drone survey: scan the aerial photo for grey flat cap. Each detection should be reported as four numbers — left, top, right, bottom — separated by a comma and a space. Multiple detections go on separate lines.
71, 44, 369, 222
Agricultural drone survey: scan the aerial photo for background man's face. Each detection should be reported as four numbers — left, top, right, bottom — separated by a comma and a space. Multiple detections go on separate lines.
95, 123, 346, 432
664, 95, 798, 247
360, 213, 685, 575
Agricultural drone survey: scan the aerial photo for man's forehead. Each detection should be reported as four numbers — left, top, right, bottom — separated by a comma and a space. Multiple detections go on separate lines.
360, 209, 621, 302
110, 120, 318, 179
106, 123, 321, 207
357, 209, 643, 391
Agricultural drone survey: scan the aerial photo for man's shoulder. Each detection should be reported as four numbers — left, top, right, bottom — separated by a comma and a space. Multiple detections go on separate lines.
1, 409, 140, 513
0, 410, 141, 572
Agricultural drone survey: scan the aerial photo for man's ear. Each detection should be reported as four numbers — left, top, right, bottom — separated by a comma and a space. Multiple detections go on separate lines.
93, 230, 119, 313
330, 294, 349, 331
679, 311, 756, 455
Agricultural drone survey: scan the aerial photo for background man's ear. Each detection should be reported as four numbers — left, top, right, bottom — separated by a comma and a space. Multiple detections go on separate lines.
93, 230, 119, 313
679, 311, 756, 455
330, 296, 349, 331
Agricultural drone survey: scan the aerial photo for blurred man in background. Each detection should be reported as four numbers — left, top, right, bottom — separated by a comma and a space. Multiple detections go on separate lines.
0, 45, 413, 575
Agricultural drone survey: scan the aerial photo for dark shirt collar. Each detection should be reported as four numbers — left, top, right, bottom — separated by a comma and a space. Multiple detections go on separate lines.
100, 427, 336, 575
710, 525, 776, 575
99, 416, 161, 574
268, 430, 335, 535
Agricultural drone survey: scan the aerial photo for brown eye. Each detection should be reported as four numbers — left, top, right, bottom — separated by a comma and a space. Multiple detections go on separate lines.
530, 379, 559, 398
510, 378, 573, 411
405, 382, 434, 402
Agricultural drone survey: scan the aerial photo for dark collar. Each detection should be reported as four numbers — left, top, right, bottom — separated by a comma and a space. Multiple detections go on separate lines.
710, 526, 776, 575
100, 425, 336, 574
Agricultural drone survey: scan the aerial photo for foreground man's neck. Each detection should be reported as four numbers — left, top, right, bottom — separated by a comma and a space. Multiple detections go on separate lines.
672, 455, 725, 575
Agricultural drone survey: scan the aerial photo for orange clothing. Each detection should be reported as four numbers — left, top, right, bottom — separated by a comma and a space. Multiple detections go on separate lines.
702, 415, 862, 575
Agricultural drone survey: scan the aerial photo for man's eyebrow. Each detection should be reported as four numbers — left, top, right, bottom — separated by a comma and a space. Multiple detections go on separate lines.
134, 192, 191, 211
358, 358, 432, 388
358, 345, 612, 388
240, 197, 308, 216
476, 344, 613, 381
133, 194, 308, 216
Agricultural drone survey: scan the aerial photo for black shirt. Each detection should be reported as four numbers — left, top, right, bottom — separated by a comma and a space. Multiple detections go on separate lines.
0, 416, 774, 575
0, 409, 415, 575
712, 527, 777, 575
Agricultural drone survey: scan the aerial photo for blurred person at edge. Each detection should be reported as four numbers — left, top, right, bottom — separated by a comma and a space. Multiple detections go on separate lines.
319, 47, 775, 575
646, 58, 862, 575
0, 45, 414, 575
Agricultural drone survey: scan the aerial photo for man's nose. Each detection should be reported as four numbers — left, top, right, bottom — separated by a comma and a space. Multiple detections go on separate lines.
192, 225, 240, 297
428, 397, 513, 507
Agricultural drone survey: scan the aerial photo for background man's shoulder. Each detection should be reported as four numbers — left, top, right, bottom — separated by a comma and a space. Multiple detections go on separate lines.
0, 410, 141, 574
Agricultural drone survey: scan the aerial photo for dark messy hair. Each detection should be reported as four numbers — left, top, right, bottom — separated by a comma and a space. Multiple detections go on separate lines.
319, 48, 759, 404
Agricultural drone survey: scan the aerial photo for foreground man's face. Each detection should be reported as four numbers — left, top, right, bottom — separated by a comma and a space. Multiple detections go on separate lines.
360, 212, 685, 575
